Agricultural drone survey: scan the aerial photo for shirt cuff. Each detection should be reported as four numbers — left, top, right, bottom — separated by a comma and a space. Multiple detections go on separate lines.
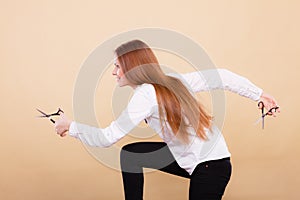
69, 121, 79, 138
253, 88, 263, 101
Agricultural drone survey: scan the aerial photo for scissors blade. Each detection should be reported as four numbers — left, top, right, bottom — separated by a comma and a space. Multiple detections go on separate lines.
36, 108, 49, 117
254, 117, 263, 125
254, 116, 265, 129
37, 115, 48, 118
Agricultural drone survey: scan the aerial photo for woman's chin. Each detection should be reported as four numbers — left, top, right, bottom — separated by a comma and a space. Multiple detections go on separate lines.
117, 81, 125, 87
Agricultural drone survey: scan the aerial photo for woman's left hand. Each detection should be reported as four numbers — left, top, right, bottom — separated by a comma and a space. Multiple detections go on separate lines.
258, 92, 280, 117
54, 113, 72, 137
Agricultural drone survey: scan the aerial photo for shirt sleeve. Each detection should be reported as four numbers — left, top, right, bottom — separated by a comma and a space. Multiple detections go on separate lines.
170, 68, 263, 101
69, 85, 154, 147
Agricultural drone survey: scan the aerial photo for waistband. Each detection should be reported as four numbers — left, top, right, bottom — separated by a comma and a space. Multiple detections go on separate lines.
200, 157, 230, 165
191, 157, 231, 176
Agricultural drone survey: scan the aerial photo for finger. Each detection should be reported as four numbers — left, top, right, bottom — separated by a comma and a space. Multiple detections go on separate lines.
274, 108, 281, 116
258, 101, 264, 109
276, 106, 281, 113
56, 128, 64, 135
267, 112, 273, 116
277, 108, 281, 113
60, 130, 67, 137
271, 108, 279, 117
58, 113, 65, 120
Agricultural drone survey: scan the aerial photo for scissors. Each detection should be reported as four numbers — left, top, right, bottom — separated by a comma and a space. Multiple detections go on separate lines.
254, 101, 279, 129
36, 108, 64, 124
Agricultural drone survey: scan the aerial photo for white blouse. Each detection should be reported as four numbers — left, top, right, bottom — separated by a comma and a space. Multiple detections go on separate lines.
69, 68, 263, 175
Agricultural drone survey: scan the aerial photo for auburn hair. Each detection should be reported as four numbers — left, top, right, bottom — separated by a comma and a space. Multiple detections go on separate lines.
114, 39, 212, 143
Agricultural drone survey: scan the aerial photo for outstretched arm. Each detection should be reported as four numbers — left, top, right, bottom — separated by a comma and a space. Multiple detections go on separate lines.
177, 68, 280, 115
176, 68, 262, 101
54, 85, 154, 146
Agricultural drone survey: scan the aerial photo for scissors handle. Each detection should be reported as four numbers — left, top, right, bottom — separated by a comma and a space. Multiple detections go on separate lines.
258, 101, 265, 129
262, 115, 264, 129
267, 106, 279, 115
36, 108, 63, 124
257, 101, 279, 129
261, 106, 279, 118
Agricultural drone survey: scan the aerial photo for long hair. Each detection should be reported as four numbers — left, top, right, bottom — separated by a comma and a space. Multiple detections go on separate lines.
114, 39, 212, 143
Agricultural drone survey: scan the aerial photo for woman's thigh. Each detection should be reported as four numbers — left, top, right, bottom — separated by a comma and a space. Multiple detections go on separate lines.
189, 158, 232, 200
120, 142, 190, 178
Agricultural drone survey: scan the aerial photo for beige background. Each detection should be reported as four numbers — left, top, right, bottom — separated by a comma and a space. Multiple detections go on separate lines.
1, 0, 299, 199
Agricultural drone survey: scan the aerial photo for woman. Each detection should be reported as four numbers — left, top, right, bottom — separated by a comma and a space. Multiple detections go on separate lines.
55, 39, 279, 200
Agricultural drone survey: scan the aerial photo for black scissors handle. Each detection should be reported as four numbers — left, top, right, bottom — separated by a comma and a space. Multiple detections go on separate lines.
258, 101, 265, 129
264, 107, 279, 117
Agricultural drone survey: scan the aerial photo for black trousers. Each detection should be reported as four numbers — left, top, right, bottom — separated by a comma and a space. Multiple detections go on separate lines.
120, 142, 232, 200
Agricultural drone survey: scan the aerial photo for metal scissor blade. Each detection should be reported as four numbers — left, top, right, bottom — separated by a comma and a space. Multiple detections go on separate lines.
254, 117, 263, 125
37, 115, 48, 118
36, 108, 49, 117
36, 108, 61, 124
254, 117, 264, 129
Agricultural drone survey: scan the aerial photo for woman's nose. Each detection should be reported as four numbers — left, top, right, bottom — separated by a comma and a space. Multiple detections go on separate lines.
112, 67, 117, 75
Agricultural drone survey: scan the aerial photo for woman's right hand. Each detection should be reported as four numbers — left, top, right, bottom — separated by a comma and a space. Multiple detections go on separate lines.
54, 113, 72, 137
